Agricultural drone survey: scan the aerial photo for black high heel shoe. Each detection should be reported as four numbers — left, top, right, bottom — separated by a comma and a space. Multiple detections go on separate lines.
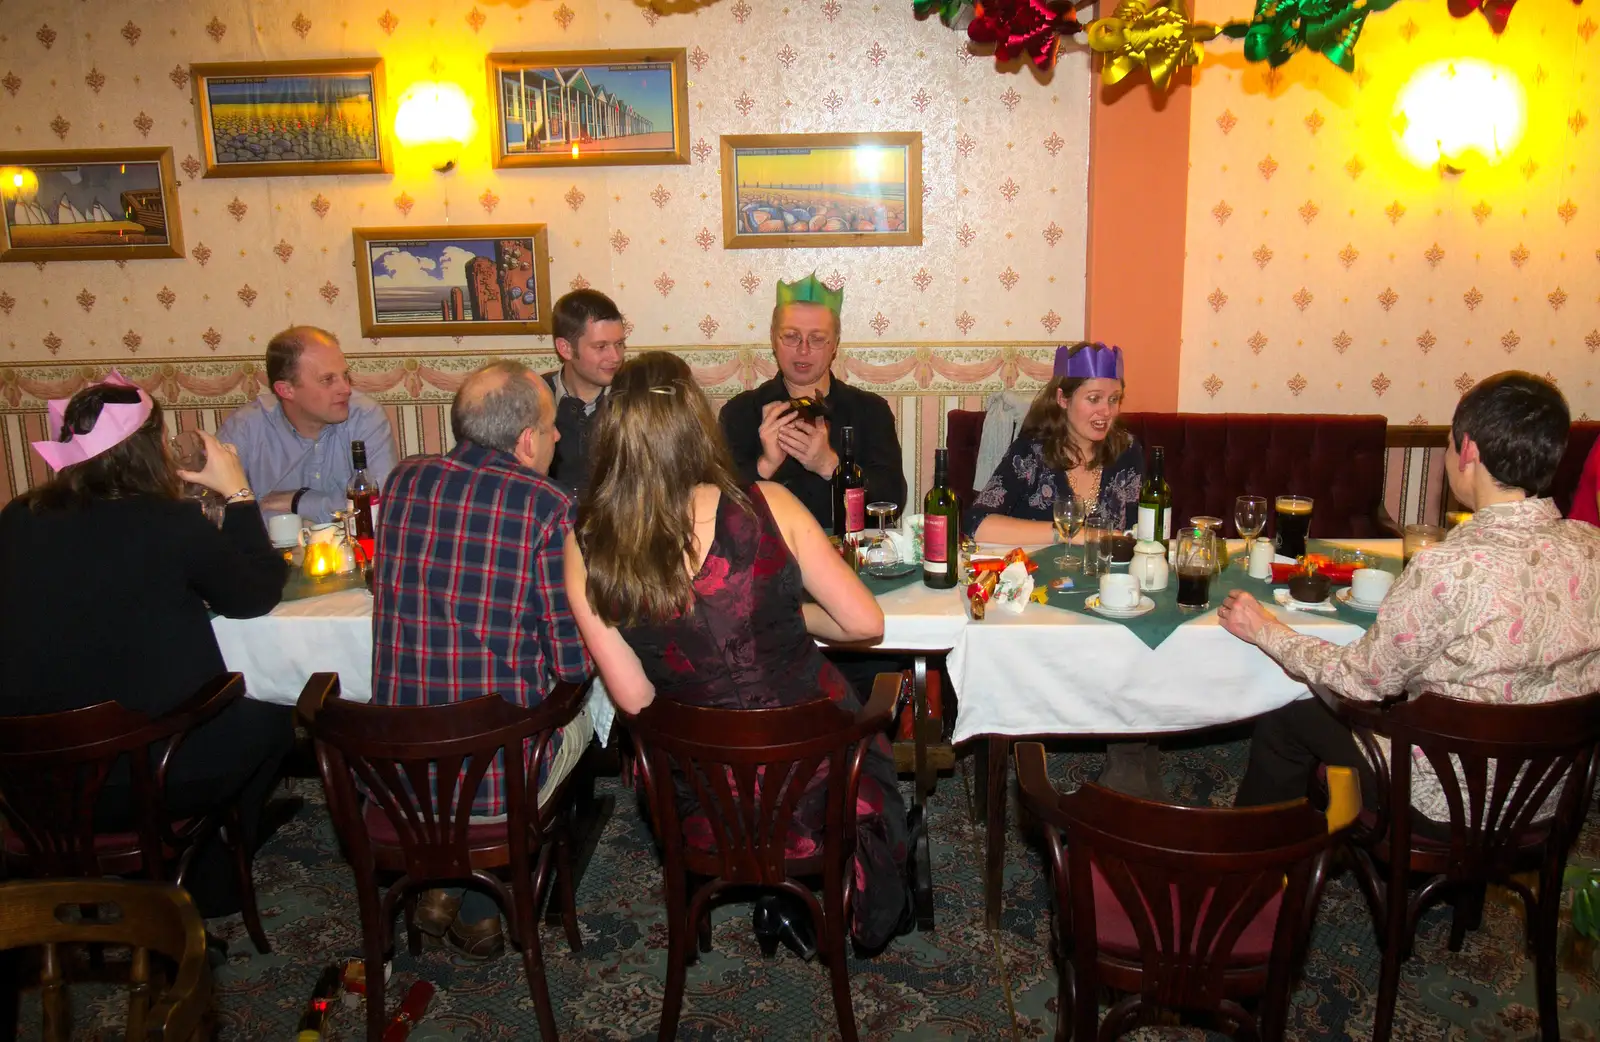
752, 896, 817, 962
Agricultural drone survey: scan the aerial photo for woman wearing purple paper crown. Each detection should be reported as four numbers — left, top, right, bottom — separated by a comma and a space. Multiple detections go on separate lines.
1, 374, 291, 920
968, 342, 1145, 544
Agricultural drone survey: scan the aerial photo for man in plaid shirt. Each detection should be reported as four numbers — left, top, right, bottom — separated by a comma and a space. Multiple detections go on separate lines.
372, 359, 593, 958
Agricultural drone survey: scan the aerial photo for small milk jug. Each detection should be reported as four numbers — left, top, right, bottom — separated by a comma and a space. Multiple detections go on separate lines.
1131, 539, 1170, 592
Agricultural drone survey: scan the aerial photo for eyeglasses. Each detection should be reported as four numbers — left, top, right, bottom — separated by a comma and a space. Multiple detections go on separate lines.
777, 331, 835, 351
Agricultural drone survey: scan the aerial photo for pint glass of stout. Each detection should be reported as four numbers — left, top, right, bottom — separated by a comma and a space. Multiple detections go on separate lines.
1174, 526, 1217, 612
1274, 495, 1314, 559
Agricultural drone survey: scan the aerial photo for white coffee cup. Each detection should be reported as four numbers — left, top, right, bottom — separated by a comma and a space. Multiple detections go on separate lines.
1350, 567, 1394, 606
267, 512, 303, 548
1098, 573, 1141, 610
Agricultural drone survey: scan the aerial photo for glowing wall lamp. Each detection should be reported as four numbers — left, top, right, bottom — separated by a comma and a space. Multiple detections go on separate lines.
393, 81, 476, 172
0, 166, 39, 201
1394, 59, 1525, 174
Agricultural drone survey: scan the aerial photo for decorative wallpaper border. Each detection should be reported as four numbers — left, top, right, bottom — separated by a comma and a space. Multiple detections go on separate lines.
0, 343, 1060, 411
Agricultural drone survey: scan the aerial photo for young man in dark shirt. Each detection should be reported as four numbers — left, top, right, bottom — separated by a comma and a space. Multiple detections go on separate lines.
542, 289, 626, 494
718, 274, 906, 529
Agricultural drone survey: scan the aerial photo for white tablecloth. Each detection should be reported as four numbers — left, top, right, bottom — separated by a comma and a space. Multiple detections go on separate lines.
944, 539, 1394, 742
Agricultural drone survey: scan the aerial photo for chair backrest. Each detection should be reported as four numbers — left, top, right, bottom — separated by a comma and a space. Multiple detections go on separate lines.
1015, 743, 1332, 1011
1549, 420, 1600, 517
0, 878, 212, 1041
627, 692, 892, 886
0, 674, 243, 878
299, 673, 586, 881
1361, 691, 1600, 875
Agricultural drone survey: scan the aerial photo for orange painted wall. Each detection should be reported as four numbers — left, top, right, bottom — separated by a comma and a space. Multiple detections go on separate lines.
1085, 72, 1194, 413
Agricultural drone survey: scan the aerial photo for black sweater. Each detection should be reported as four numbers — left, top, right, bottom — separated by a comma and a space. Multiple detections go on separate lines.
0, 496, 286, 722
719, 376, 908, 529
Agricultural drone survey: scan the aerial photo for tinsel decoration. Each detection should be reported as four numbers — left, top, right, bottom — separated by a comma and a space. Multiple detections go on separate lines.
1243, 0, 1401, 72
1085, 0, 1221, 90
1447, 0, 1518, 33
967, 0, 1084, 68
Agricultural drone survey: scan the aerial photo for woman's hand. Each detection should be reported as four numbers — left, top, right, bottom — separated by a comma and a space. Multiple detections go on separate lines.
1217, 590, 1281, 646
177, 431, 252, 499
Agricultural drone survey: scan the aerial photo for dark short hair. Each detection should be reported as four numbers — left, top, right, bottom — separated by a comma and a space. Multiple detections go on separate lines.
22, 383, 178, 511
451, 360, 548, 453
1451, 371, 1570, 495
552, 289, 623, 347
265, 326, 337, 390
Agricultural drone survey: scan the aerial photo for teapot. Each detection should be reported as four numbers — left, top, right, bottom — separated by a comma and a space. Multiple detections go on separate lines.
1129, 538, 1170, 592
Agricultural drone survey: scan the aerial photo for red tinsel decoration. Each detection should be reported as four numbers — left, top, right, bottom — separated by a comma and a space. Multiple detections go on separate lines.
967, 0, 1083, 69
1447, 0, 1519, 32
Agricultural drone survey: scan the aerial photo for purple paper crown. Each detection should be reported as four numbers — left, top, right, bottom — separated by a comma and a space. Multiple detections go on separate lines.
1053, 342, 1124, 381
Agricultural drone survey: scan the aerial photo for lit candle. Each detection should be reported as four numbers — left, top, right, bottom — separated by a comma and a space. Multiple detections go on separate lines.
303, 541, 339, 580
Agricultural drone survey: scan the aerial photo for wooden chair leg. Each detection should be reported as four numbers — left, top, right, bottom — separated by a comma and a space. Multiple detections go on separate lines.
40, 942, 67, 1042
359, 899, 387, 1042
823, 900, 858, 1042
403, 892, 422, 958
1533, 862, 1563, 1042
658, 874, 690, 1042
513, 886, 560, 1042
1447, 882, 1486, 953
555, 833, 582, 954
1372, 859, 1410, 1042
224, 806, 271, 955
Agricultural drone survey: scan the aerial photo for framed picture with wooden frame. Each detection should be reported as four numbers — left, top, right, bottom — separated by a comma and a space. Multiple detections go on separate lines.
352, 225, 552, 339
0, 147, 184, 263
487, 49, 689, 168
720, 132, 923, 250
190, 58, 390, 178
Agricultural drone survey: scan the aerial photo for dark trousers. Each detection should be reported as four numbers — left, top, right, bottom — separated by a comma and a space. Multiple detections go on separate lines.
1235, 696, 1380, 811
93, 699, 295, 918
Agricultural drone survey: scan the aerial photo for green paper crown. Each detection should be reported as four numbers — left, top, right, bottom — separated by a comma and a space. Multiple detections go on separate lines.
775, 273, 844, 316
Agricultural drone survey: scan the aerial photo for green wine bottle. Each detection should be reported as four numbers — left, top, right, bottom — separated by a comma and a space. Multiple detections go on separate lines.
1136, 446, 1171, 542
923, 448, 960, 589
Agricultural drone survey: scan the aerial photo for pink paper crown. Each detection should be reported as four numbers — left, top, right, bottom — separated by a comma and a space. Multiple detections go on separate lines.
31, 370, 154, 472
1053, 342, 1124, 382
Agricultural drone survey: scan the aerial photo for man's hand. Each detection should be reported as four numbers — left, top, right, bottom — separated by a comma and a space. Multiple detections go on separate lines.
778, 417, 838, 479
260, 491, 295, 513
1218, 590, 1283, 646
756, 400, 797, 479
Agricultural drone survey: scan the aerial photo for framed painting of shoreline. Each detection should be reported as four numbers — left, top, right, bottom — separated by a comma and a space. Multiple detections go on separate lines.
720, 132, 922, 249
0, 147, 183, 262
352, 225, 552, 338
191, 58, 389, 178
487, 49, 689, 168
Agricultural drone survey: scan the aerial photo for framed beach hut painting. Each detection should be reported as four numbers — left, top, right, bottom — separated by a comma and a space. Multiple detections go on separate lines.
720, 132, 923, 249
352, 225, 552, 339
0, 147, 183, 263
191, 59, 389, 178
487, 50, 689, 168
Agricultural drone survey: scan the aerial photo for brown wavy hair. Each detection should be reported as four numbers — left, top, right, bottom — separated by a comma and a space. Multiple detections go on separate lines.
578, 351, 750, 627
1019, 342, 1131, 473
23, 382, 179, 512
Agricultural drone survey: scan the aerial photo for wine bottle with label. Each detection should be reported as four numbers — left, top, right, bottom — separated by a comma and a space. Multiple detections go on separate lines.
833, 426, 865, 543
923, 448, 960, 588
346, 439, 377, 541
1136, 445, 1171, 542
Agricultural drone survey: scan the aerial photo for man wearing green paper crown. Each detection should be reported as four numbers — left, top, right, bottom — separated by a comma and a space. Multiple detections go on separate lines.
720, 274, 907, 529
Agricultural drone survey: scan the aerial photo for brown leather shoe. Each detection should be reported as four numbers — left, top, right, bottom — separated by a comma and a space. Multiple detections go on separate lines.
445, 914, 506, 960
413, 890, 460, 939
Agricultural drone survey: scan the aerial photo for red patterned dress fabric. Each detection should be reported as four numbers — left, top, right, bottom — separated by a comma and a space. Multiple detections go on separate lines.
618, 485, 909, 947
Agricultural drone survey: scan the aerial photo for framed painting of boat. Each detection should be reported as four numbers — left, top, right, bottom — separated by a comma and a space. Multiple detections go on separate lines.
190, 58, 390, 178
352, 225, 552, 338
0, 147, 184, 262
487, 49, 689, 168
720, 132, 922, 249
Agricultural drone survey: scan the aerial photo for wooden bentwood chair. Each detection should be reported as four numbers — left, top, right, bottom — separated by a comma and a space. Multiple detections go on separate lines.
628, 673, 899, 1042
1325, 689, 1600, 1042
0, 879, 213, 1042
298, 673, 588, 1042
1016, 742, 1349, 1042
0, 673, 271, 954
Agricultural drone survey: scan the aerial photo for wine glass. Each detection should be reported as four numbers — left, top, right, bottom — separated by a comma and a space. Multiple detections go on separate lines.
866, 501, 898, 541
1052, 495, 1085, 569
1234, 495, 1268, 568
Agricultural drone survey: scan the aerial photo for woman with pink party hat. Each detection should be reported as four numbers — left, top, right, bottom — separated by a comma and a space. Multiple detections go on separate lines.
0, 374, 291, 920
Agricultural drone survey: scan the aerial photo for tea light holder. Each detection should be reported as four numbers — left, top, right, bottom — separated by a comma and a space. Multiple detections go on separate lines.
303, 540, 342, 581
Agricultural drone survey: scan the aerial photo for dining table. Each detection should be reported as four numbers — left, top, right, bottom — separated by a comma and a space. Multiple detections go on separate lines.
211, 537, 1402, 932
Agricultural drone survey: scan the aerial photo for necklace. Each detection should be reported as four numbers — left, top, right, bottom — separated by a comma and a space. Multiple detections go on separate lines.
1066, 465, 1102, 505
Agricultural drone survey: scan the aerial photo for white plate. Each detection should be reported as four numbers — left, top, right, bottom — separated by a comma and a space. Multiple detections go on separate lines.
1272, 588, 1336, 613
1085, 594, 1156, 619
1336, 587, 1381, 613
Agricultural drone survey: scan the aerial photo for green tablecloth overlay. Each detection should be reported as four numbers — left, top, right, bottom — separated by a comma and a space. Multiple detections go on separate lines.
860, 565, 926, 597
1031, 538, 1402, 650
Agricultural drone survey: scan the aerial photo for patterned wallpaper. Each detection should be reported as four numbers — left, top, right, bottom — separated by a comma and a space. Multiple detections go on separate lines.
1180, 0, 1599, 422
0, 0, 1092, 363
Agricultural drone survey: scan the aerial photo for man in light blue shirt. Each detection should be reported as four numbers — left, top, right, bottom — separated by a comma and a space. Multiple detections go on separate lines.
218, 326, 397, 523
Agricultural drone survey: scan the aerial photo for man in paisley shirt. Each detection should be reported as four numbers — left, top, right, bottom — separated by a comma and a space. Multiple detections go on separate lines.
1219, 372, 1600, 824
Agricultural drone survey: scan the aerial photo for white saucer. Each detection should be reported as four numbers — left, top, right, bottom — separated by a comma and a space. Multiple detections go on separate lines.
1086, 594, 1155, 619
1336, 587, 1381, 613
1272, 588, 1335, 613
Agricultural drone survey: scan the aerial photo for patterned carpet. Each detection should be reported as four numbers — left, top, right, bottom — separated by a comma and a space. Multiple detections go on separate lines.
12, 730, 1600, 1041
